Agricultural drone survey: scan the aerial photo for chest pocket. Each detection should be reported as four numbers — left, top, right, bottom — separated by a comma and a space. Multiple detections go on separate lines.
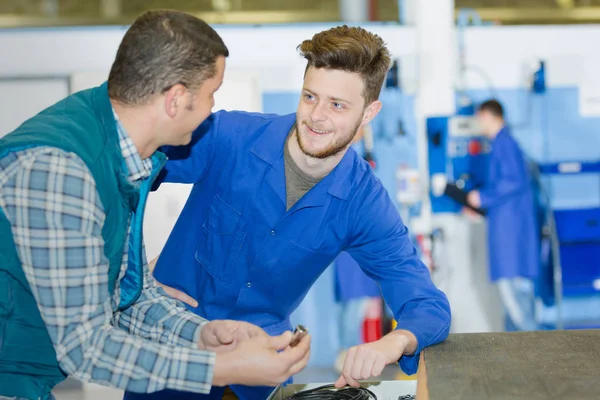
195, 195, 246, 282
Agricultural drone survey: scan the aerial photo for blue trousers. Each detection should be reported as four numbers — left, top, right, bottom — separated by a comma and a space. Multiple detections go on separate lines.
123, 385, 275, 400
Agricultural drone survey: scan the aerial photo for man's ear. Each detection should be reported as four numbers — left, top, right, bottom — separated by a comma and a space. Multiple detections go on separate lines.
164, 83, 187, 118
361, 100, 382, 125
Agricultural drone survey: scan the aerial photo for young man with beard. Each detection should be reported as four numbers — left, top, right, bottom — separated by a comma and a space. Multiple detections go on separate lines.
124, 25, 451, 400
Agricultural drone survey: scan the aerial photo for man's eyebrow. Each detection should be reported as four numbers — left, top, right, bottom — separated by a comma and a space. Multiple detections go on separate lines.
302, 88, 353, 105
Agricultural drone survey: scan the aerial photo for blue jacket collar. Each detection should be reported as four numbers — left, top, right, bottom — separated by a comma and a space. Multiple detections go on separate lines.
249, 113, 294, 165
249, 113, 356, 201
495, 125, 510, 141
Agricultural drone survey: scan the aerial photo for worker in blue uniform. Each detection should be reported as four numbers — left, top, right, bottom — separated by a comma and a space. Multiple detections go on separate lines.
466, 99, 540, 331
124, 25, 451, 400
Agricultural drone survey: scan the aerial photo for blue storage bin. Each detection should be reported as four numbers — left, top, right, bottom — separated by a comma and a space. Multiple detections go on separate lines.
552, 208, 600, 296
554, 208, 600, 243
559, 243, 600, 295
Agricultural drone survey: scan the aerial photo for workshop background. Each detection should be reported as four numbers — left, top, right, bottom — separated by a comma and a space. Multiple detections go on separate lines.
3, 0, 600, 398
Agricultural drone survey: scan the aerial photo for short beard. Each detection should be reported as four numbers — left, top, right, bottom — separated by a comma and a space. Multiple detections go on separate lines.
296, 117, 363, 159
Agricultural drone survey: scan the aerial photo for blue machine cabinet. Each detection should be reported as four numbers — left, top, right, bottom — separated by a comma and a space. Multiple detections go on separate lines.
553, 208, 600, 296
537, 160, 600, 329
427, 115, 490, 213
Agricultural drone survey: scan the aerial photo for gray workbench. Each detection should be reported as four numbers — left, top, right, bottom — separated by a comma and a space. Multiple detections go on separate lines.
423, 329, 600, 400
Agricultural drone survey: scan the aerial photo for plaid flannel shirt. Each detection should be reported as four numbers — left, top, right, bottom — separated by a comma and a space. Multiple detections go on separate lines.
0, 112, 215, 394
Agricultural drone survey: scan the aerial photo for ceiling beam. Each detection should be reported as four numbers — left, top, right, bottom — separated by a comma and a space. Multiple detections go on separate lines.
0, 10, 343, 28
467, 6, 600, 24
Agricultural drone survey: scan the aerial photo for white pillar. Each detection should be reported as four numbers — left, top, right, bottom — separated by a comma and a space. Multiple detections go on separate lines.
414, 2, 456, 116
338, 0, 369, 22
404, 0, 456, 235
399, 0, 417, 25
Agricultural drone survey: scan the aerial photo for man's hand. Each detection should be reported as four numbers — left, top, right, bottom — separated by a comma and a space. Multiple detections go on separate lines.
148, 256, 198, 308
199, 320, 267, 353
467, 190, 481, 208
335, 330, 417, 388
461, 206, 482, 221
212, 330, 311, 387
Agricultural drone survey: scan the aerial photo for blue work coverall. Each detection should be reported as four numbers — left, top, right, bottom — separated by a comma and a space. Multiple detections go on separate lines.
124, 111, 451, 400
480, 126, 540, 331
480, 126, 540, 282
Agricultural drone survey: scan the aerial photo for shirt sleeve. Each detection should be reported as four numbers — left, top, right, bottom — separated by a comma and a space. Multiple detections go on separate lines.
1, 148, 215, 394
345, 177, 451, 375
113, 245, 208, 349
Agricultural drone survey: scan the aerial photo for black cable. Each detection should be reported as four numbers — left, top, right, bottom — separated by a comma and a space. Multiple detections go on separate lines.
457, 63, 535, 130
282, 384, 417, 400
461, 64, 501, 101
283, 384, 376, 400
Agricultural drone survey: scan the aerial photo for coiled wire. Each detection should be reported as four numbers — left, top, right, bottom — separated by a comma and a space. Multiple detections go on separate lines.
282, 384, 417, 400
283, 384, 377, 400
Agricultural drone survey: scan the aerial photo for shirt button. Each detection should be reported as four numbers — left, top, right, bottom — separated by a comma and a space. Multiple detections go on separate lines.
270, 230, 276, 236
247, 282, 252, 288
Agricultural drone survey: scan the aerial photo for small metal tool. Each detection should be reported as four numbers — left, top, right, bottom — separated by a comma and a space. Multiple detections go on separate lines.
289, 325, 308, 347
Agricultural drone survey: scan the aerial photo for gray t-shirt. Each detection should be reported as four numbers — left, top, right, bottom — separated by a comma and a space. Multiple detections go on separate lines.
284, 128, 321, 211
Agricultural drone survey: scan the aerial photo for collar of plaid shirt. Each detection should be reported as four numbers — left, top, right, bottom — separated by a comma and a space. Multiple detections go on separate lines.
112, 108, 153, 183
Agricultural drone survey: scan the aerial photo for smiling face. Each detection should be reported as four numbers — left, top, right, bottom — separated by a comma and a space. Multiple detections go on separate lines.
295, 66, 380, 159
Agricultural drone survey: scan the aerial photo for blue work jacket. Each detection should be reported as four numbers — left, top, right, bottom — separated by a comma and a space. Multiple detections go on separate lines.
152, 110, 450, 377
334, 251, 381, 302
480, 126, 540, 281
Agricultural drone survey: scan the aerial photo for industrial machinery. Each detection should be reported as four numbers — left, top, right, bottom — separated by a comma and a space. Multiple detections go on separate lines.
426, 114, 490, 212
535, 160, 600, 329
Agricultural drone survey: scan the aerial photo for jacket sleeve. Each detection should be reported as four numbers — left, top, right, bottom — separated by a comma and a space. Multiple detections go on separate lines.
345, 178, 451, 375
113, 244, 208, 349
479, 137, 530, 209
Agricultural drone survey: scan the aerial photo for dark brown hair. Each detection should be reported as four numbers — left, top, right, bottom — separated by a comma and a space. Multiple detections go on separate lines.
108, 10, 228, 105
298, 25, 391, 105
478, 99, 504, 118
